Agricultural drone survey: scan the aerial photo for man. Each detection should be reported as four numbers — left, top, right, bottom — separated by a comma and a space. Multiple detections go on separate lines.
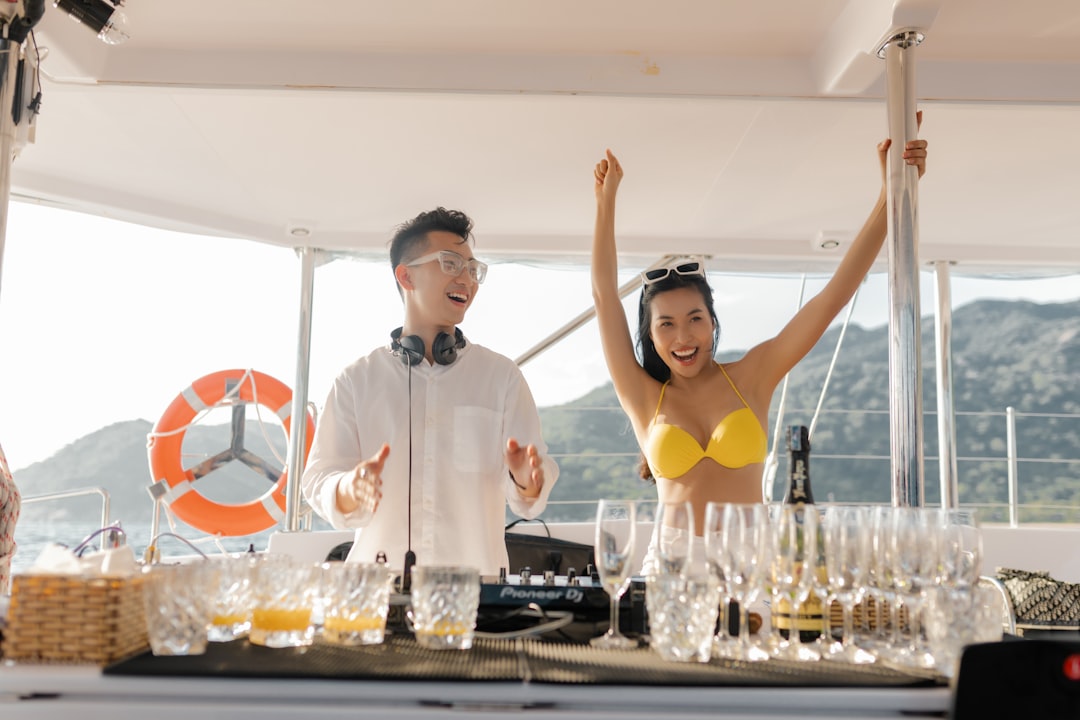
302, 208, 558, 577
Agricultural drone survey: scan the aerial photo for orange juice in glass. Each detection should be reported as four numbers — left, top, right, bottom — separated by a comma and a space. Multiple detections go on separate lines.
207, 554, 255, 642
322, 562, 394, 646
409, 566, 480, 650
248, 554, 319, 648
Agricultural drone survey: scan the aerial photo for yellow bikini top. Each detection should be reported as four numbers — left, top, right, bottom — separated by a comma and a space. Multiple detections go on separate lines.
644, 364, 768, 479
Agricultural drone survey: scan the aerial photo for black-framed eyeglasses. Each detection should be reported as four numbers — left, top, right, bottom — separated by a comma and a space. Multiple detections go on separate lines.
407, 250, 488, 284
641, 257, 706, 286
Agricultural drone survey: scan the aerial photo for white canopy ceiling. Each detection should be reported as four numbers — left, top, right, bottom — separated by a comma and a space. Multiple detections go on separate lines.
10, 0, 1080, 273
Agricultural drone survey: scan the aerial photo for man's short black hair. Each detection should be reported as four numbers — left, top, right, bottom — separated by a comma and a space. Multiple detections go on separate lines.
389, 207, 474, 270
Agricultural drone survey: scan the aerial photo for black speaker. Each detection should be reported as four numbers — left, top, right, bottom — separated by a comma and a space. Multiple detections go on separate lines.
390, 327, 465, 367
952, 639, 1080, 719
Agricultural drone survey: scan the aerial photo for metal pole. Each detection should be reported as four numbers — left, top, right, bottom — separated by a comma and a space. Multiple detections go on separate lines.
0, 39, 20, 302
284, 246, 318, 532
933, 261, 959, 509
881, 30, 925, 508
1006, 406, 1018, 528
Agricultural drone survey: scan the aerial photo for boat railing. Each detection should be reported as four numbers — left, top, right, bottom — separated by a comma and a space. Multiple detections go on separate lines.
20, 487, 112, 551
542, 404, 1080, 525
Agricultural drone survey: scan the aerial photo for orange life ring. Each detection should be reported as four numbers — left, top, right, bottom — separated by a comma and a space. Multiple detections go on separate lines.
147, 369, 315, 537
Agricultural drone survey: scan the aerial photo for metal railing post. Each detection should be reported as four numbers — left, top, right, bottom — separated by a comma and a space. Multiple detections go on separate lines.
1006, 406, 1019, 527
21, 487, 112, 549
934, 261, 959, 509
284, 246, 318, 532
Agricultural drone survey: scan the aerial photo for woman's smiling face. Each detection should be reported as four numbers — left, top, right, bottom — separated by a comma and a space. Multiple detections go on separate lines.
648, 286, 715, 376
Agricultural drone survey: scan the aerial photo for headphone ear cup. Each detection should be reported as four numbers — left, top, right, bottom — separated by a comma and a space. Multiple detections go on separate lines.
432, 328, 466, 366
398, 334, 425, 367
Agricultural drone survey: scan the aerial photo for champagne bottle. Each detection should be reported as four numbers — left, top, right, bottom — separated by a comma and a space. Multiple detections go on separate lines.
774, 424, 826, 642
784, 424, 813, 505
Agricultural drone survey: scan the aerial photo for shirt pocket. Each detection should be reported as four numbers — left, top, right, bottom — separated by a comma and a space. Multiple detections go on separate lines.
452, 406, 501, 474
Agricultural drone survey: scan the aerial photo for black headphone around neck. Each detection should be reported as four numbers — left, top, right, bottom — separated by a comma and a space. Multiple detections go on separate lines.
390, 327, 466, 367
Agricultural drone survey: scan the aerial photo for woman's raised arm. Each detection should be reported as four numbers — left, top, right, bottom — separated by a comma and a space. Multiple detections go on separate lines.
592, 150, 653, 419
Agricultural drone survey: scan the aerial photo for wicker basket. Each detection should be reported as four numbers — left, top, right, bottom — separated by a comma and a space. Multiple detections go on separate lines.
1, 573, 148, 664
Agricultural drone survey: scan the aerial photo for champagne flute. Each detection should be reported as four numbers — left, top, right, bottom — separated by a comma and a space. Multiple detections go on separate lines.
823, 506, 875, 663
889, 507, 941, 668
703, 502, 733, 657
941, 509, 982, 590
770, 504, 820, 661
652, 500, 695, 576
718, 502, 771, 662
591, 499, 637, 650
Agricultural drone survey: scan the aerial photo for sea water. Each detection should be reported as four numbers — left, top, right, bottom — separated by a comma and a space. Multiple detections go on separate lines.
10, 520, 278, 574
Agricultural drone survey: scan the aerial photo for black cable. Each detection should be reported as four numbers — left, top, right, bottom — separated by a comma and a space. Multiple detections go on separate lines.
401, 362, 416, 593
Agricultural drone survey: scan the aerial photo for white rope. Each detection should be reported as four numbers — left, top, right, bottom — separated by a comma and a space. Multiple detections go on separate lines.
144, 368, 291, 469
762, 275, 807, 503
809, 285, 861, 440
146, 368, 258, 441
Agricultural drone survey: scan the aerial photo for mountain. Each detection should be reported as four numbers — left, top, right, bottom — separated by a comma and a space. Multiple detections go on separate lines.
16, 419, 290, 527
14, 299, 1080, 528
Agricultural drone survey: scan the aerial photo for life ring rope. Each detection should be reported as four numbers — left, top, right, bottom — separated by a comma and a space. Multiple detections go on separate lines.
147, 368, 291, 474
146, 368, 314, 537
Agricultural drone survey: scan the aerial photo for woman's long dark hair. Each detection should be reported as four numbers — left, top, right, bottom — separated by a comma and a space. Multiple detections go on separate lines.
634, 274, 721, 482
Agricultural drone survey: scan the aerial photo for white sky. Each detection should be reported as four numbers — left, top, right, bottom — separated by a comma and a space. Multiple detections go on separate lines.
1, 201, 1078, 471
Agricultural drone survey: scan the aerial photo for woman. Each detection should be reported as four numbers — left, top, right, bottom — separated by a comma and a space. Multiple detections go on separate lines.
591, 118, 927, 572
0, 442, 20, 594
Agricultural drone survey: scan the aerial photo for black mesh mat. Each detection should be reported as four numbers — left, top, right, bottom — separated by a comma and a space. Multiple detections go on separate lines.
105, 636, 940, 688
104, 636, 523, 682
523, 641, 939, 687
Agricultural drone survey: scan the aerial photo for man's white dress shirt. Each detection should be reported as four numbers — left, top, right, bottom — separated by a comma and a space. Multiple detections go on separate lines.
302, 340, 558, 576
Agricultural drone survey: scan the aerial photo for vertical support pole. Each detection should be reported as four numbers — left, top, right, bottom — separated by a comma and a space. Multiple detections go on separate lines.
881, 30, 925, 508
1006, 406, 1019, 528
0, 39, 20, 302
934, 261, 959, 509
284, 246, 318, 532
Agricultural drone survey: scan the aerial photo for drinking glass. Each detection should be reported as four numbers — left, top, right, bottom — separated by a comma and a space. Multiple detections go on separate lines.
207, 554, 255, 642
889, 507, 942, 668
769, 504, 820, 661
142, 562, 217, 656
717, 502, 771, 661
322, 562, 394, 646
822, 506, 875, 663
249, 554, 321, 648
941, 509, 982, 590
408, 565, 480, 650
703, 501, 733, 657
591, 499, 637, 649
924, 583, 1003, 679
806, 506, 834, 656
646, 573, 719, 662
866, 505, 899, 657
644, 500, 695, 577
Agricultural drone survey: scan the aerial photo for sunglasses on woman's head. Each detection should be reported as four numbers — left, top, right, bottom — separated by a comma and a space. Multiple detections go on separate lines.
640, 257, 706, 286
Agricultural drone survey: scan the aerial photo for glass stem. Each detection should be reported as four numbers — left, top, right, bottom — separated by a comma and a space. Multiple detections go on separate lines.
718, 595, 732, 642
738, 598, 750, 647
609, 589, 621, 637
789, 595, 803, 647
841, 600, 856, 650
